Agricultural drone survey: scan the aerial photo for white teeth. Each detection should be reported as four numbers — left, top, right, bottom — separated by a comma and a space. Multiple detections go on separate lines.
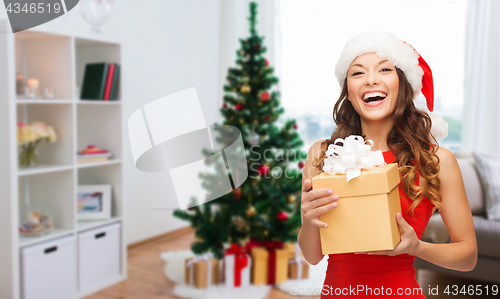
363, 92, 387, 101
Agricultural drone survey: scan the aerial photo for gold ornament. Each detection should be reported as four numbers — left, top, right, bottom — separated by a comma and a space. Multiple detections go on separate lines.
210, 217, 214, 222
239, 119, 244, 124
246, 205, 256, 217
253, 119, 258, 124
287, 194, 297, 204
240, 84, 251, 94
263, 230, 268, 236
240, 50, 245, 56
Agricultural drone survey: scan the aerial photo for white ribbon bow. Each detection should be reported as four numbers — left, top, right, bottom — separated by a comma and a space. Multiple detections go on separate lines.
323, 135, 386, 182
188, 253, 214, 287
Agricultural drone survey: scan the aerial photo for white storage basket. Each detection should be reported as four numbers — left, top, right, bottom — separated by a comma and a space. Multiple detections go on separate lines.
20, 234, 77, 299
78, 222, 121, 291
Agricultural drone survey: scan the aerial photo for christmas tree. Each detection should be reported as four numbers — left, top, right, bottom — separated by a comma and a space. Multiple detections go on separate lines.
173, 1, 306, 259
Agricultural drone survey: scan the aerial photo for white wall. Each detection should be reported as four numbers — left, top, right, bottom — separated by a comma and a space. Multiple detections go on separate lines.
1, 0, 224, 244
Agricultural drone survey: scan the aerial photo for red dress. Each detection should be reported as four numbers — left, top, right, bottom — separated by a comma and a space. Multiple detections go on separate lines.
320, 149, 435, 298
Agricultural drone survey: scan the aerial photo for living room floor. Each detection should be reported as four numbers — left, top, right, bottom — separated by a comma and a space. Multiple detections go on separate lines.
84, 230, 497, 299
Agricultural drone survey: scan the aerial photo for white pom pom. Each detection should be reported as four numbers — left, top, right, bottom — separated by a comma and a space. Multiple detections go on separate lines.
429, 113, 449, 141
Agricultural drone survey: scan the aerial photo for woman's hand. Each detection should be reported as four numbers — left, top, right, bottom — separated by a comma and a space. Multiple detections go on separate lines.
301, 179, 339, 229
360, 212, 421, 256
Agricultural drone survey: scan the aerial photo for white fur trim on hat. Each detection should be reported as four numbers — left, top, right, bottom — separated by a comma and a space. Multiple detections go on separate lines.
335, 32, 424, 98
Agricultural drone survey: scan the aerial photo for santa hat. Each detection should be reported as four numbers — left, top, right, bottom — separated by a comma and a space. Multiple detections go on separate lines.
334, 31, 448, 141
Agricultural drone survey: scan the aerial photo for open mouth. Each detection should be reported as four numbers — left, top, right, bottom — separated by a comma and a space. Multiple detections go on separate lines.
363, 92, 387, 103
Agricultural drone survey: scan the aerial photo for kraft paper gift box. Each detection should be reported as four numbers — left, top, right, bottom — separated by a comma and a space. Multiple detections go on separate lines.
284, 242, 304, 260
287, 241, 309, 279
311, 163, 402, 255
223, 243, 251, 287
249, 244, 288, 285
185, 255, 219, 288
288, 260, 309, 279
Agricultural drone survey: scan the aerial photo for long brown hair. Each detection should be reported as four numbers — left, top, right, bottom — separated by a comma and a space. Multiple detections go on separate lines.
313, 68, 443, 214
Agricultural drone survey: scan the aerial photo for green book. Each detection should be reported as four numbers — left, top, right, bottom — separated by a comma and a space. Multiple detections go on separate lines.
80, 63, 108, 100
109, 64, 120, 100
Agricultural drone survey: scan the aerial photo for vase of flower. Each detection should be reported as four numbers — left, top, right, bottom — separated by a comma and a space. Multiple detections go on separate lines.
17, 122, 57, 168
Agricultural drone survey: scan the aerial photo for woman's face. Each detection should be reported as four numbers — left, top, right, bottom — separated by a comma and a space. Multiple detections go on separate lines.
346, 53, 399, 124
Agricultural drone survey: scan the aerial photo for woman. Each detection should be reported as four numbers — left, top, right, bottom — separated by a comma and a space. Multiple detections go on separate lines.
298, 32, 477, 298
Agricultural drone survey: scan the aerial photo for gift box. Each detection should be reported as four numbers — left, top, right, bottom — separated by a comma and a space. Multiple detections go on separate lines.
247, 240, 288, 285
223, 243, 251, 287
312, 163, 401, 254
185, 254, 219, 288
284, 242, 303, 260
289, 260, 309, 280
287, 242, 308, 279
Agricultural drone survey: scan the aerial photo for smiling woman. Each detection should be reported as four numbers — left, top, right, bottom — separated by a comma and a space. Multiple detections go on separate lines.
346, 54, 400, 133
297, 32, 477, 298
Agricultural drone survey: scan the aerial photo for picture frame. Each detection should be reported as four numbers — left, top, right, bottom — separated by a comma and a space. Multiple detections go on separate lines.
77, 185, 112, 220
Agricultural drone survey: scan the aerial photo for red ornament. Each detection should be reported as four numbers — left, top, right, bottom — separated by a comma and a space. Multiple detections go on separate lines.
235, 103, 244, 111
257, 164, 270, 177
233, 188, 241, 200
298, 161, 305, 169
276, 211, 288, 222
293, 124, 298, 129
261, 92, 270, 101
265, 59, 269, 66
255, 43, 261, 51
222, 103, 227, 108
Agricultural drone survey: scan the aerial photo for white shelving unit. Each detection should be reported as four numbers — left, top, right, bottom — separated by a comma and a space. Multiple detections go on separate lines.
0, 20, 126, 299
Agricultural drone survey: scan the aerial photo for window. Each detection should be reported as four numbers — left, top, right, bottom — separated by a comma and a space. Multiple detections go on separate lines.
279, 0, 466, 152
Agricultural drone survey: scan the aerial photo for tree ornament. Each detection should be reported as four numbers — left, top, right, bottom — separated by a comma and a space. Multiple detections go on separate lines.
246, 205, 256, 217
257, 164, 270, 177
265, 59, 269, 66
222, 103, 227, 108
239, 119, 244, 124
241, 84, 251, 94
247, 129, 260, 146
255, 43, 261, 51
261, 91, 270, 101
263, 114, 271, 122
293, 124, 298, 129
298, 161, 305, 169
235, 103, 244, 111
253, 119, 258, 124
277, 211, 288, 222
233, 188, 241, 200
240, 50, 245, 56
233, 216, 248, 230
263, 230, 268, 236
287, 194, 297, 204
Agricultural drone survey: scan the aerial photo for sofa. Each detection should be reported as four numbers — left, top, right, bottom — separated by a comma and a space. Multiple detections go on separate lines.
414, 151, 500, 284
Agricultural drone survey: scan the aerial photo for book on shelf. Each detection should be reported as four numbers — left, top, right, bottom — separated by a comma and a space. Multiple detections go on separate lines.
80, 63, 120, 101
109, 64, 120, 100
77, 152, 112, 164
103, 63, 115, 100
77, 145, 112, 163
